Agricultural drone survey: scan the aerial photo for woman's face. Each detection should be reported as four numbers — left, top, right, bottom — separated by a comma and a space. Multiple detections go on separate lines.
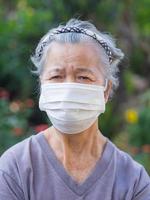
40, 41, 106, 86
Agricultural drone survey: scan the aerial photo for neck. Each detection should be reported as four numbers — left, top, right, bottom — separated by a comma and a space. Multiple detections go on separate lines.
45, 120, 107, 169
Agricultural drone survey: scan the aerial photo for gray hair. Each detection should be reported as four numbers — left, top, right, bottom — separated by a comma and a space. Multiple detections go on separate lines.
31, 18, 124, 97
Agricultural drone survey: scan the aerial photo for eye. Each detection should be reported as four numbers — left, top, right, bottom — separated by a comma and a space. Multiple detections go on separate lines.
50, 75, 63, 80
77, 76, 92, 81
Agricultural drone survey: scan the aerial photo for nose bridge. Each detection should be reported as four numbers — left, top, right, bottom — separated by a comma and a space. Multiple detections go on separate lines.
65, 65, 75, 83
65, 76, 75, 83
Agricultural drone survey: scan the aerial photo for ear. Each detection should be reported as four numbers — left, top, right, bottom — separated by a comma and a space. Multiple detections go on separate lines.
104, 80, 112, 103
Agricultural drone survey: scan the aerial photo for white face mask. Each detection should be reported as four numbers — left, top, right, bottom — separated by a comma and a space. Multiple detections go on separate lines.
39, 82, 107, 134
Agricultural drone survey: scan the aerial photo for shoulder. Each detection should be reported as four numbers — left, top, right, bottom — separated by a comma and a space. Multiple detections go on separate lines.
111, 141, 148, 178
0, 133, 41, 176
110, 141, 150, 198
0, 134, 41, 200
112, 142, 143, 173
0, 134, 32, 161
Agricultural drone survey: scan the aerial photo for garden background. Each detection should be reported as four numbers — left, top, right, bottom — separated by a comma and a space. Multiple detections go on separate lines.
0, 0, 150, 174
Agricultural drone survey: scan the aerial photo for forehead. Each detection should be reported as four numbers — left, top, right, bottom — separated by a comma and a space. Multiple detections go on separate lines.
44, 41, 102, 70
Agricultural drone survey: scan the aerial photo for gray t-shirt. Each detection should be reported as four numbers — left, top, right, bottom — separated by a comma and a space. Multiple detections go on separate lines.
0, 132, 150, 200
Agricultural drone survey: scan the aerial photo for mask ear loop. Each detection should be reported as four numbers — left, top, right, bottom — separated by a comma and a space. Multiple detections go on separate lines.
104, 79, 108, 91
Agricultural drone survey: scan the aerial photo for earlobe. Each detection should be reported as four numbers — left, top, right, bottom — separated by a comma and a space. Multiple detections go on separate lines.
104, 92, 109, 103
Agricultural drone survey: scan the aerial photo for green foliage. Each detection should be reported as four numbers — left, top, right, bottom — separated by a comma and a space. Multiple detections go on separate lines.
99, 101, 122, 139
134, 153, 150, 174
129, 107, 150, 147
123, 70, 135, 95
133, 0, 150, 37
125, 91, 150, 173
0, 97, 33, 155
128, 90, 150, 147
0, 0, 54, 99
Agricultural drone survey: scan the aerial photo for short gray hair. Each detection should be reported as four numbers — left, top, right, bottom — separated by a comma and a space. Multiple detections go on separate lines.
31, 18, 124, 97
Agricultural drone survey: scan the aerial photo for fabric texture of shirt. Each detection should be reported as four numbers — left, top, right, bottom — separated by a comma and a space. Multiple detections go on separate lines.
0, 132, 150, 200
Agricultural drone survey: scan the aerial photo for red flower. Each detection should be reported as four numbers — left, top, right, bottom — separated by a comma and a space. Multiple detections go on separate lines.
25, 99, 34, 108
130, 146, 140, 155
142, 145, 150, 153
13, 127, 24, 136
0, 88, 9, 99
34, 124, 49, 133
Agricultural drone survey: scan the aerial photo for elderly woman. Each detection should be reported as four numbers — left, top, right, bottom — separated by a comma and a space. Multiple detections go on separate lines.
0, 19, 150, 200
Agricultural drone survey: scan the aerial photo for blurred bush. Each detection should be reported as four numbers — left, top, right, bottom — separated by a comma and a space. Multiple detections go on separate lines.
0, 87, 48, 155
0, 88, 33, 154
114, 90, 150, 173
127, 91, 150, 173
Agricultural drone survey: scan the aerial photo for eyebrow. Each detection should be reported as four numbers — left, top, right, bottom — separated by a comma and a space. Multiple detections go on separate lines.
75, 68, 94, 74
45, 67, 64, 74
45, 67, 95, 74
